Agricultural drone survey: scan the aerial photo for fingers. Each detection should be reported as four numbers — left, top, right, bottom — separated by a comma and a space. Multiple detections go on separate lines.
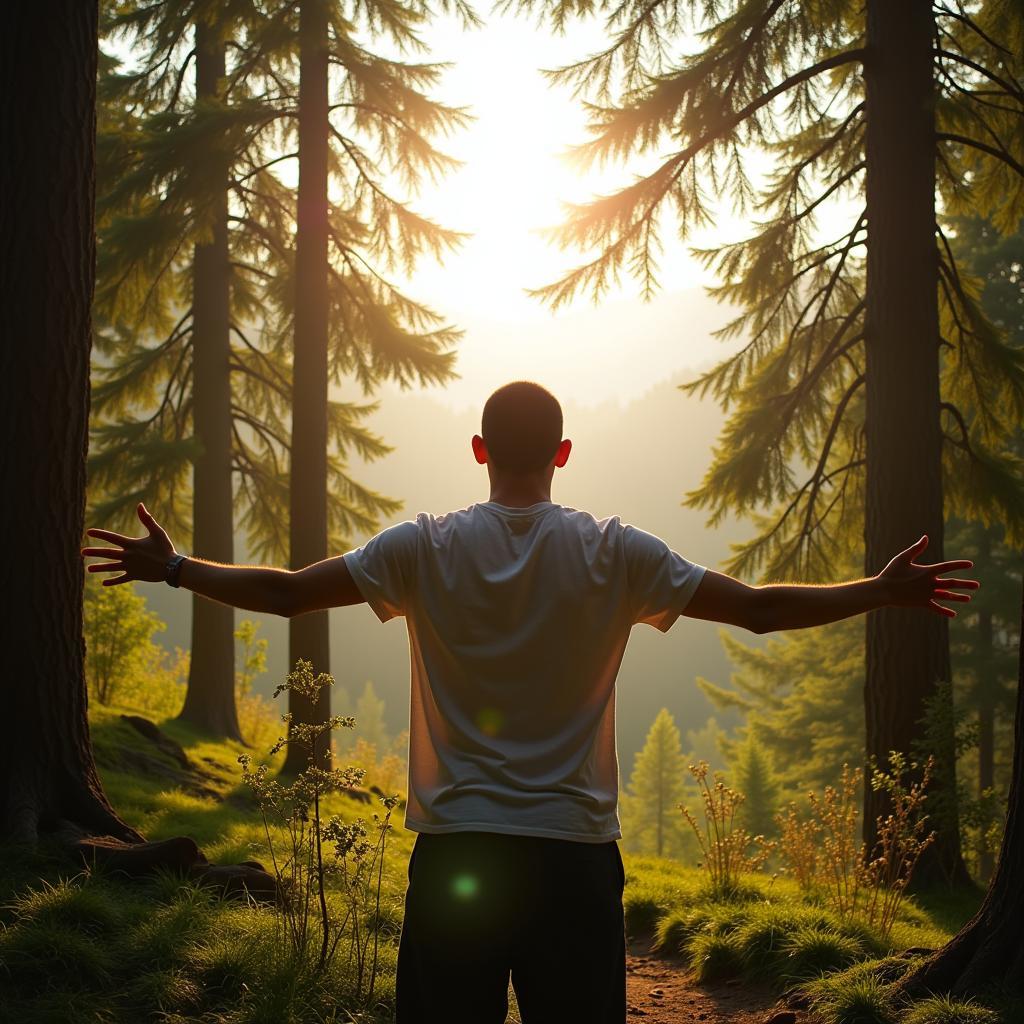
81, 547, 124, 558
929, 599, 956, 618
86, 528, 134, 545
103, 574, 132, 586
138, 502, 167, 537
926, 559, 975, 572
933, 590, 971, 602
87, 562, 123, 573
905, 535, 928, 558
934, 577, 980, 589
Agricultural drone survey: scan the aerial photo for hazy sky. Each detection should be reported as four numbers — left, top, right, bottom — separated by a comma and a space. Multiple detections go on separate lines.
390, 11, 744, 409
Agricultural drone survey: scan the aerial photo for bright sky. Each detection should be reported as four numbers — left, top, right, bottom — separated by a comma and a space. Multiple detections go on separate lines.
388, 11, 745, 409
112, 9, 860, 412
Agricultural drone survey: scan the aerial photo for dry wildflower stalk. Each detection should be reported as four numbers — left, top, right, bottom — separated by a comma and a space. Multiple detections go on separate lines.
679, 760, 774, 896
239, 657, 401, 996
774, 756, 936, 941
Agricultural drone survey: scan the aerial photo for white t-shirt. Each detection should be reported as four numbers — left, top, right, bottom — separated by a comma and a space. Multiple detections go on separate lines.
343, 501, 707, 844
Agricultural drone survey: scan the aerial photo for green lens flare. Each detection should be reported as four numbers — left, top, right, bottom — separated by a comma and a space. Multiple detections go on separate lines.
476, 707, 503, 736
451, 873, 479, 899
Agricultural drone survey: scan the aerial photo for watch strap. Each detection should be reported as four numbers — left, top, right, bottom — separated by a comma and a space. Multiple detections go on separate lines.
165, 553, 188, 588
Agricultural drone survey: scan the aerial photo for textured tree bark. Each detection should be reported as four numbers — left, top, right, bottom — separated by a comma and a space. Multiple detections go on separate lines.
976, 530, 995, 880
0, 1, 143, 845
0, 6, 279, 903
177, 22, 244, 743
862, 0, 970, 888
285, 0, 332, 774
897, 581, 1024, 997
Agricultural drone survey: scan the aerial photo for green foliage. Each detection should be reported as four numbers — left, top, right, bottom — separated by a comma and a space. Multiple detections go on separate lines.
234, 618, 268, 697
699, 611, 864, 796
901, 996, 1000, 1024
91, 0, 475, 562
82, 575, 188, 719
620, 708, 694, 859
731, 733, 782, 838
505, 0, 1024, 578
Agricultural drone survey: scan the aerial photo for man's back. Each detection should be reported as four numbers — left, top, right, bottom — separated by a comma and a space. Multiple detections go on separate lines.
343, 500, 706, 842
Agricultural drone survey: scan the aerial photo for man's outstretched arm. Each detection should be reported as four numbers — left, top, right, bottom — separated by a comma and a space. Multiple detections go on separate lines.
81, 503, 365, 617
682, 535, 979, 634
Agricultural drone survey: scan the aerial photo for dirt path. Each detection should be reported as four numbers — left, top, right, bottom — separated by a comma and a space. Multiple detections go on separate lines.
624, 930, 803, 1024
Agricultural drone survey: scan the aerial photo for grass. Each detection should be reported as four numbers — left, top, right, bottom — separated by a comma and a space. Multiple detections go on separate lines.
0, 699, 1005, 1022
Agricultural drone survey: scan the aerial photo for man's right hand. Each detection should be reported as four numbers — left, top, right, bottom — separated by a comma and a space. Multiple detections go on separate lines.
875, 534, 979, 618
81, 502, 176, 587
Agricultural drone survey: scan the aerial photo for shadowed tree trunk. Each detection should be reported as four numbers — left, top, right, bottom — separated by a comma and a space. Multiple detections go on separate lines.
177, 21, 243, 743
285, 0, 332, 774
0, 5, 278, 902
862, 0, 970, 888
0, 1, 142, 845
976, 530, 996, 880
897, 577, 1024, 996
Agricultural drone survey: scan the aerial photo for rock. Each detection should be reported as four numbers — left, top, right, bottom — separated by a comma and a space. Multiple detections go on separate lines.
120, 715, 191, 769
763, 1012, 797, 1024
648, 987, 664, 998
627, 1008, 647, 1017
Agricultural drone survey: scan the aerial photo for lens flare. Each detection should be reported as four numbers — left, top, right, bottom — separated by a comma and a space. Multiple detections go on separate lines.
476, 707, 503, 736
451, 873, 479, 899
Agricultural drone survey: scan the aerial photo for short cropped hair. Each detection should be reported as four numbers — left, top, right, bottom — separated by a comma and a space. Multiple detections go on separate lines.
481, 382, 563, 474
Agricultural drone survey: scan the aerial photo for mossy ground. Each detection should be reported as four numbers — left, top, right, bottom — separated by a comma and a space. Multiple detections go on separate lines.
0, 702, 1012, 1022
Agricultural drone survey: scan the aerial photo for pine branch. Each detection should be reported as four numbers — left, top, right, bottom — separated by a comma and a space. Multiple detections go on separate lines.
937, 132, 1024, 179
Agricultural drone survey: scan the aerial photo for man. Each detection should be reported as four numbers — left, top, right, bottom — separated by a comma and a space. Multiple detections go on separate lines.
82, 380, 979, 1023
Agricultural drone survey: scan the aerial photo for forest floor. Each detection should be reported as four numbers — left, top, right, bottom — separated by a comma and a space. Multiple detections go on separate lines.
623, 928, 797, 1024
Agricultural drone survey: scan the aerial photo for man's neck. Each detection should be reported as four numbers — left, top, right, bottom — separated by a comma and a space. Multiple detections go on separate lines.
486, 481, 553, 509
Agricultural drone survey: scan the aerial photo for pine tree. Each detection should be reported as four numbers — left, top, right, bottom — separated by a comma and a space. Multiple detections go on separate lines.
353, 680, 389, 753
508, 0, 1024, 887
623, 708, 692, 859
90, 1, 446, 746
698, 616, 865, 796
254, 0, 475, 773
730, 733, 781, 839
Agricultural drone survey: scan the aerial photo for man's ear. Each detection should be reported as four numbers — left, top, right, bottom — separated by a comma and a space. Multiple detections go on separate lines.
471, 434, 488, 465
554, 438, 572, 468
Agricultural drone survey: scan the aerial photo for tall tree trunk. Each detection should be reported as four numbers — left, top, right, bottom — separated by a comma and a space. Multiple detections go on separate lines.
862, 0, 970, 888
897, 578, 1024, 996
177, 22, 243, 742
285, 0, 332, 774
0, 1, 141, 844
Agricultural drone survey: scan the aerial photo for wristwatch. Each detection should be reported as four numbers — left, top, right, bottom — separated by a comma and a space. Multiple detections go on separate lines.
165, 553, 188, 588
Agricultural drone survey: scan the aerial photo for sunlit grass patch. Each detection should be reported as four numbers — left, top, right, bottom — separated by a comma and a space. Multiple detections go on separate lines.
688, 930, 745, 982
901, 995, 1000, 1024
804, 966, 897, 1024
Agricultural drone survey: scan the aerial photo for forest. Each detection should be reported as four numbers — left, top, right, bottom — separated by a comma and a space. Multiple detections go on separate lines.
2, 1, 1023, 1022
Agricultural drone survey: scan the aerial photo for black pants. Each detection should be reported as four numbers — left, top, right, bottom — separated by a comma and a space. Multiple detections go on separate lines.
395, 830, 627, 1023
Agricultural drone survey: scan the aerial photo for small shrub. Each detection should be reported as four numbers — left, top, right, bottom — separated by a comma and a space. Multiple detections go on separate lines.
679, 761, 774, 898
239, 657, 401, 1002
775, 757, 935, 942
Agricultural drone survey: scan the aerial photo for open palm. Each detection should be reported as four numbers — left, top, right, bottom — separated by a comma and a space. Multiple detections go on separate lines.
80, 503, 176, 586
877, 534, 979, 618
